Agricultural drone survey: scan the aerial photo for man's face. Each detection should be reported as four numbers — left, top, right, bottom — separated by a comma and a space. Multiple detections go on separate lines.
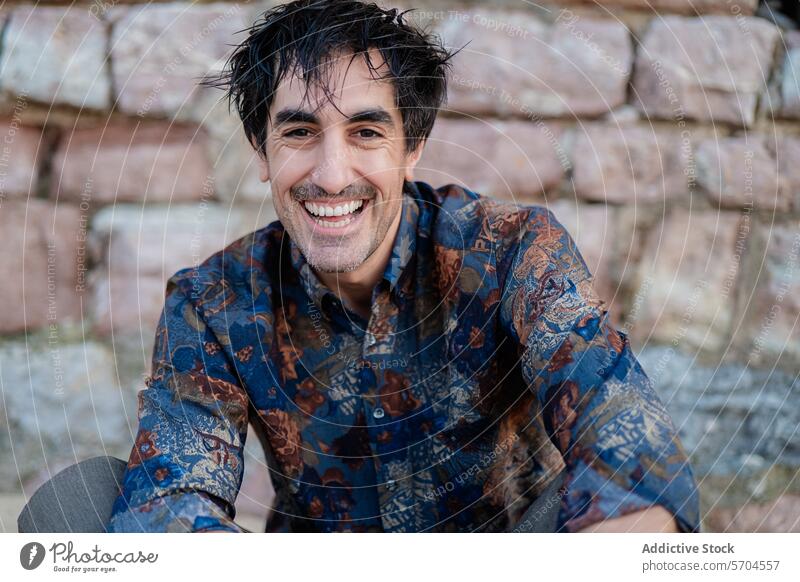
257, 49, 424, 273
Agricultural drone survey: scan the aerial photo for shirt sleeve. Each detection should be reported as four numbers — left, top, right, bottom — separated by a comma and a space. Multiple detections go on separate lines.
107, 270, 250, 532
499, 207, 700, 533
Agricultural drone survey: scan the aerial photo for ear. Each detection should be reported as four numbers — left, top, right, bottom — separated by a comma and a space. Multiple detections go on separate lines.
403, 139, 426, 182
249, 134, 270, 183
256, 153, 270, 183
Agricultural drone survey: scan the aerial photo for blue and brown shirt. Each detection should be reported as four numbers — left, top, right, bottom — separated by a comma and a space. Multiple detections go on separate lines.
107, 180, 700, 533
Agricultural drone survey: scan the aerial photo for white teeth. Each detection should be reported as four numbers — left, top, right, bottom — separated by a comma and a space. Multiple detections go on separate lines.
303, 199, 365, 218
314, 216, 353, 228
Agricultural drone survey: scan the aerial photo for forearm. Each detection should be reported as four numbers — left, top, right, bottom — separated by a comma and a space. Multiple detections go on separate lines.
576, 505, 680, 533
108, 491, 247, 533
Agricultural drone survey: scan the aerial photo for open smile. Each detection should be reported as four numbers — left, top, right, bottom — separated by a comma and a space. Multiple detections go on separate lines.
300, 198, 371, 232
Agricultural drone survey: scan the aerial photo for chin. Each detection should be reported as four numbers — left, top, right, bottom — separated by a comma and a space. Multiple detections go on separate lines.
313, 262, 363, 274
302, 244, 369, 273
307, 256, 365, 274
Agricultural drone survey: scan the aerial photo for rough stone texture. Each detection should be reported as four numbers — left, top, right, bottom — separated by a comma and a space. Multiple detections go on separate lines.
540, 0, 758, 15
88, 202, 277, 336
0, 341, 136, 492
705, 495, 800, 532
633, 16, 781, 127
0, 200, 87, 334
201, 97, 269, 204
638, 346, 800, 529
51, 122, 212, 204
733, 220, 800, 370
110, 2, 248, 120
630, 208, 748, 355
0, 6, 110, 110
0, 494, 27, 532
415, 118, 566, 202
778, 30, 800, 119
436, 9, 633, 117
571, 124, 693, 203
696, 135, 788, 210
0, 117, 41, 199
770, 135, 800, 212
641, 346, 800, 479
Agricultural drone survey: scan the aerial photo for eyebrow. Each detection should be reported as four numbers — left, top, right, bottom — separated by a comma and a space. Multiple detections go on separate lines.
273, 107, 395, 128
348, 108, 393, 126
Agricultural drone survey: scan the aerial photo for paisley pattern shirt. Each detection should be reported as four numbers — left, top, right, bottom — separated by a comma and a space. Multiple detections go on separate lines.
107, 180, 700, 533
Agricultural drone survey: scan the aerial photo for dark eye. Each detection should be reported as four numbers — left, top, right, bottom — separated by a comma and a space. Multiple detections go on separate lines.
286, 128, 311, 138
357, 129, 381, 139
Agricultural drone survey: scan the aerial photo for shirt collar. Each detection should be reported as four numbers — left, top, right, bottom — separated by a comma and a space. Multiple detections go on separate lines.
288, 181, 421, 313
383, 182, 420, 291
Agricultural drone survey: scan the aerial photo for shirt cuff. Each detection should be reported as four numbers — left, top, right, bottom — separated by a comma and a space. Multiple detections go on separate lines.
107, 491, 246, 533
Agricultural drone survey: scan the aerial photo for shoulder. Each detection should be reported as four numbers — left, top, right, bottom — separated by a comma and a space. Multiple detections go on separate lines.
418, 180, 570, 273
166, 219, 287, 313
419, 181, 530, 247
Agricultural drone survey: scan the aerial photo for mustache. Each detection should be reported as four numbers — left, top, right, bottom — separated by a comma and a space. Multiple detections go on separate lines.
290, 182, 377, 201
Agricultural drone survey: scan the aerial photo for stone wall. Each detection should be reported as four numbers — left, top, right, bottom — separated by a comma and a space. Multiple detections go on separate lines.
0, 0, 797, 532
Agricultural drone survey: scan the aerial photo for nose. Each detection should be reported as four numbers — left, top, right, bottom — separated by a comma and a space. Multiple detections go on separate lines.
310, 132, 355, 196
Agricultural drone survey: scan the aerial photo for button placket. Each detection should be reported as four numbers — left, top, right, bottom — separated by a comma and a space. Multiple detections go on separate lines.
363, 281, 410, 529
355, 319, 386, 525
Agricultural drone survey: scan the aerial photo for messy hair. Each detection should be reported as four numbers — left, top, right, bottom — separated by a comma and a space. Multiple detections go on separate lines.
202, 0, 457, 157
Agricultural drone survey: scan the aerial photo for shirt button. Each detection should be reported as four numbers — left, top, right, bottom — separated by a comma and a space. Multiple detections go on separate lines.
372, 407, 385, 419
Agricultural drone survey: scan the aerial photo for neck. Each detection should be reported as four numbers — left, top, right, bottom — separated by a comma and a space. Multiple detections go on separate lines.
315, 202, 403, 320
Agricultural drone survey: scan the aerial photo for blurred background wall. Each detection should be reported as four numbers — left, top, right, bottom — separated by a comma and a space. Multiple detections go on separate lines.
0, 0, 798, 532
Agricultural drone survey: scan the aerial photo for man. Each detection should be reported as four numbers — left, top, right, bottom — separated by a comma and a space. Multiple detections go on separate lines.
107, 0, 699, 533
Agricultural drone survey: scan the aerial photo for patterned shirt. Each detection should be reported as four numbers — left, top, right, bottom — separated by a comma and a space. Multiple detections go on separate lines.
107, 180, 700, 533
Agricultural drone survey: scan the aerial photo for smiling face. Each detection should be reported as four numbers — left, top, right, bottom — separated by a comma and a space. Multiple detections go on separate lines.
256, 49, 425, 274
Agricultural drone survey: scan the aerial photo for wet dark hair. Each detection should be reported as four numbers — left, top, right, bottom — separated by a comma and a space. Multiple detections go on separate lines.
202, 0, 458, 157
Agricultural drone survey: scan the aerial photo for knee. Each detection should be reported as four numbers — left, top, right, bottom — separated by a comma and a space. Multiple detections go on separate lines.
18, 456, 127, 533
